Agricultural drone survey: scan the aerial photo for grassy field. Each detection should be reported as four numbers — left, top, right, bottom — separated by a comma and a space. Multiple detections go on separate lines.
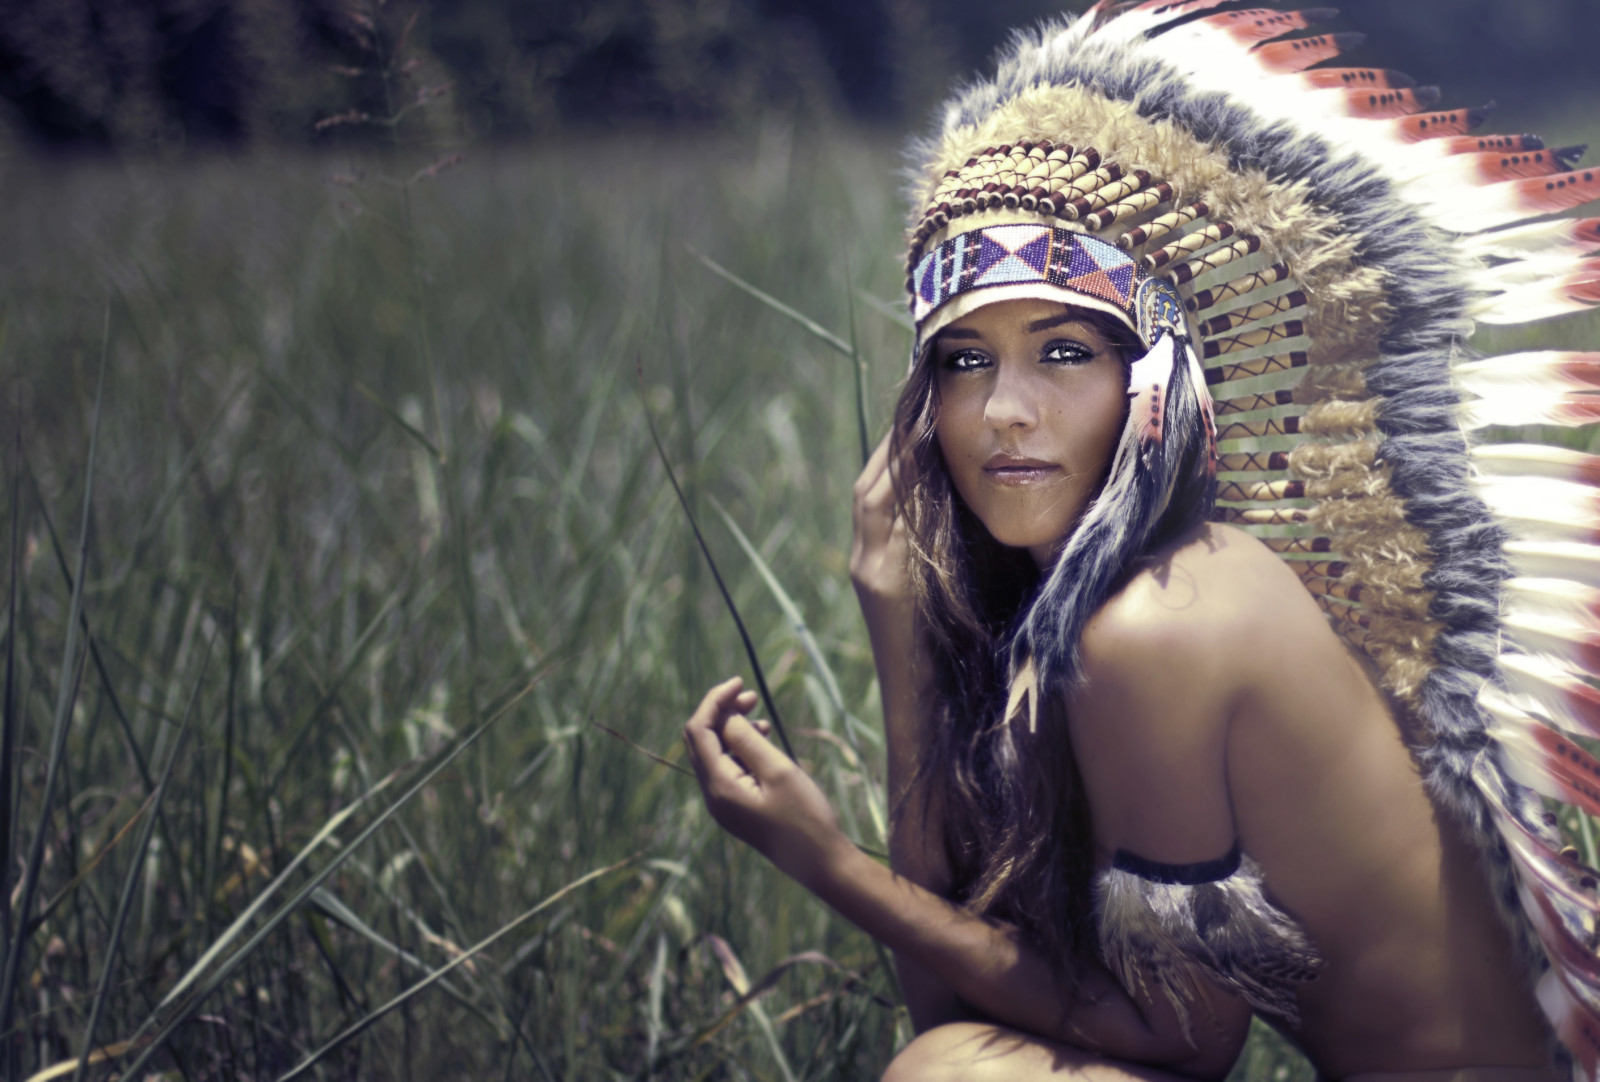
2, 109, 1597, 1078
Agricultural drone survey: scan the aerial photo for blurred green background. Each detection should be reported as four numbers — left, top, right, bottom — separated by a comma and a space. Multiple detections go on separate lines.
1, 0, 1596, 151
1, 1, 1597, 1079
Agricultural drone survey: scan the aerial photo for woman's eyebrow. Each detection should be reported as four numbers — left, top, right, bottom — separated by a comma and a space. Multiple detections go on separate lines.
1025, 312, 1086, 333
939, 327, 984, 340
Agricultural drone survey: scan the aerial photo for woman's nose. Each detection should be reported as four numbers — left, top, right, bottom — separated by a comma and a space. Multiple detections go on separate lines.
983, 363, 1038, 430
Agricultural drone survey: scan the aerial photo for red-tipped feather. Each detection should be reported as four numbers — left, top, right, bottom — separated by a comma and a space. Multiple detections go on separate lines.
1252, 31, 1363, 74
1506, 577, 1600, 635
1478, 476, 1600, 545
1490, 800, 1600, 916
1475, 445, 1600, 487
1461, 146, 1585, 184
1201, 7, 1334, 44
1392, 104, 1495, 142
1300, 67, 1412, 91
1520, 886, 1600, 1005
1127, 335, 1177, 450
1538, 971, 1600, 1078
1441, 133, 1546, 156
1490, 710, 1600, 819
1477, 763, 1597, 892
1477, 261, 1600, 325
1456, 353, 1600, 426
1503, 618, 1600, 674
1467, 217, 1600, 260
1506, 540, 1600, 586
1501, 652, 1600, 741
1503, 166, 1600, 216
1464, 396, 1600, 430
1133, 0, 1244, 15
1339, 85, 1442, 120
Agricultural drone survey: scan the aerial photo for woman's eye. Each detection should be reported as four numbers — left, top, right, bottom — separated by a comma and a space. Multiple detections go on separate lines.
1042, 341, 1094, 365
943, 349, 990, 373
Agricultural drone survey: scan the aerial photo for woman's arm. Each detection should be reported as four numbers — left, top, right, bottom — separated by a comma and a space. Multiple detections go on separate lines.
682, 680, 1248, 1075
849, 435, 968, 1031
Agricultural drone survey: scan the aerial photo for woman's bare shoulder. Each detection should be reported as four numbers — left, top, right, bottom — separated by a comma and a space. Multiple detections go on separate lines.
1081, 523, 1323, 667
1070, 526, 1274, 859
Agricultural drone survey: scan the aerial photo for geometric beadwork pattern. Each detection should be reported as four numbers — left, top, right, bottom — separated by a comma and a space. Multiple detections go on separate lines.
911, 225, 1140, 327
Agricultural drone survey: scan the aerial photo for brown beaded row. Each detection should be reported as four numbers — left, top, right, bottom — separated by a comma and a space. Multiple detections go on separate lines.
907, 139, 1180, 273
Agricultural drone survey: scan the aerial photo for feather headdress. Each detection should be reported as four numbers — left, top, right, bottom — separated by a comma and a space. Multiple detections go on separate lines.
904, 2, 1600, 1072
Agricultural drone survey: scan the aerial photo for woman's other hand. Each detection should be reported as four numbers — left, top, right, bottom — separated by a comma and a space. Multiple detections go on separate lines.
683, 677, 848, 889
850, 432, 913, 606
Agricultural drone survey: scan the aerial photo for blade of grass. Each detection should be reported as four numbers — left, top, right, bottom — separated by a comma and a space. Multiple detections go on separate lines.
701, 935, 796, 1082
72, 638, 205, 1082
844, 253, 870, 466
308, 888, 473, 1004
857, 291, 914, 332
2, 431, 20, 959
708, 499, 885, 845
588, 718, 693, 778
645, 932, 667, 1078
355, 380, 442, 460
0, 312, 109, 1044
266, 589, 404, 797
274, 855, 635, 1082
113, 670, 549, 1079
637, 359, 795, 761
22, 448, 158, 795
24, 1037, 146, 1082
111, 372, 255, 593
687, 247, 852, 358
30, 788, 157, 935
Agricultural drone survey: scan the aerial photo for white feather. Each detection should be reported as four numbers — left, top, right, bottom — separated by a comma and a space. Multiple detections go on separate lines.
1477, 477, 1600, 541
1505, 539, 1600, 584
1475, 279, 1600, 325
1472, 253, 1598, 292
1505, 577, 1600, 630
1463, 217, 1598, 260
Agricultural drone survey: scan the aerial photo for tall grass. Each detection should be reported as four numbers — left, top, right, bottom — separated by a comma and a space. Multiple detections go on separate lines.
0, 129, 931, 1080
5, 105, 1597, 1077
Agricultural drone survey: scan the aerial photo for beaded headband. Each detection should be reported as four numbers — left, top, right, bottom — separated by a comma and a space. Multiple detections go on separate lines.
905, 142, 1199, 356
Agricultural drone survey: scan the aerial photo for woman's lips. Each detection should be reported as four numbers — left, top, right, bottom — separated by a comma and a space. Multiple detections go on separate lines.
983, 456, 1060, 486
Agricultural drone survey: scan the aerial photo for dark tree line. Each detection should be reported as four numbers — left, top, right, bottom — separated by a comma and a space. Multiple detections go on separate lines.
0, 0, 1593, 154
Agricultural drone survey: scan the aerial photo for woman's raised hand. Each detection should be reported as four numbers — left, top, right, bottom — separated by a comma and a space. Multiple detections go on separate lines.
683, 677, 848, 890
850, 432, 913, 605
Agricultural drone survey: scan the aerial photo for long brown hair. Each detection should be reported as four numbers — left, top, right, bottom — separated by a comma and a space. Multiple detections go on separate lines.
888, 304, 1157, 972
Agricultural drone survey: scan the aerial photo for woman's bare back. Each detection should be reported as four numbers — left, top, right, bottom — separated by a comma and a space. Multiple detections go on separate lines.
1075, 524, 1549, 1074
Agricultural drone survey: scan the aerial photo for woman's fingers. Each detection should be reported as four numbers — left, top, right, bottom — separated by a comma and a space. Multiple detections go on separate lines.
721, 714, 788, 781
684, 678, 743, 772
685, 679, 780, 800
853, 431, 893, 505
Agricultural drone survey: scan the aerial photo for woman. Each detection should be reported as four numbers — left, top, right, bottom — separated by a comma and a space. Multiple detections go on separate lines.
685, 3, 1600, 1077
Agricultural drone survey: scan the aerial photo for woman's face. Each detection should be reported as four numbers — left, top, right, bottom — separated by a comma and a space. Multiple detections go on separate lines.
932, 298, 1129, 567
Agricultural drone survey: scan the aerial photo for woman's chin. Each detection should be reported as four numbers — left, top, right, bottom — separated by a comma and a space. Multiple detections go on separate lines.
983, 521, 1070, 556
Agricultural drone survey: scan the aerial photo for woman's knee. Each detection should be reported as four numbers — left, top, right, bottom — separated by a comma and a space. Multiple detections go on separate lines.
881, 1023, 983, 1082
880, 1022, 1187, 1082
881, 1022, 1074, 1082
